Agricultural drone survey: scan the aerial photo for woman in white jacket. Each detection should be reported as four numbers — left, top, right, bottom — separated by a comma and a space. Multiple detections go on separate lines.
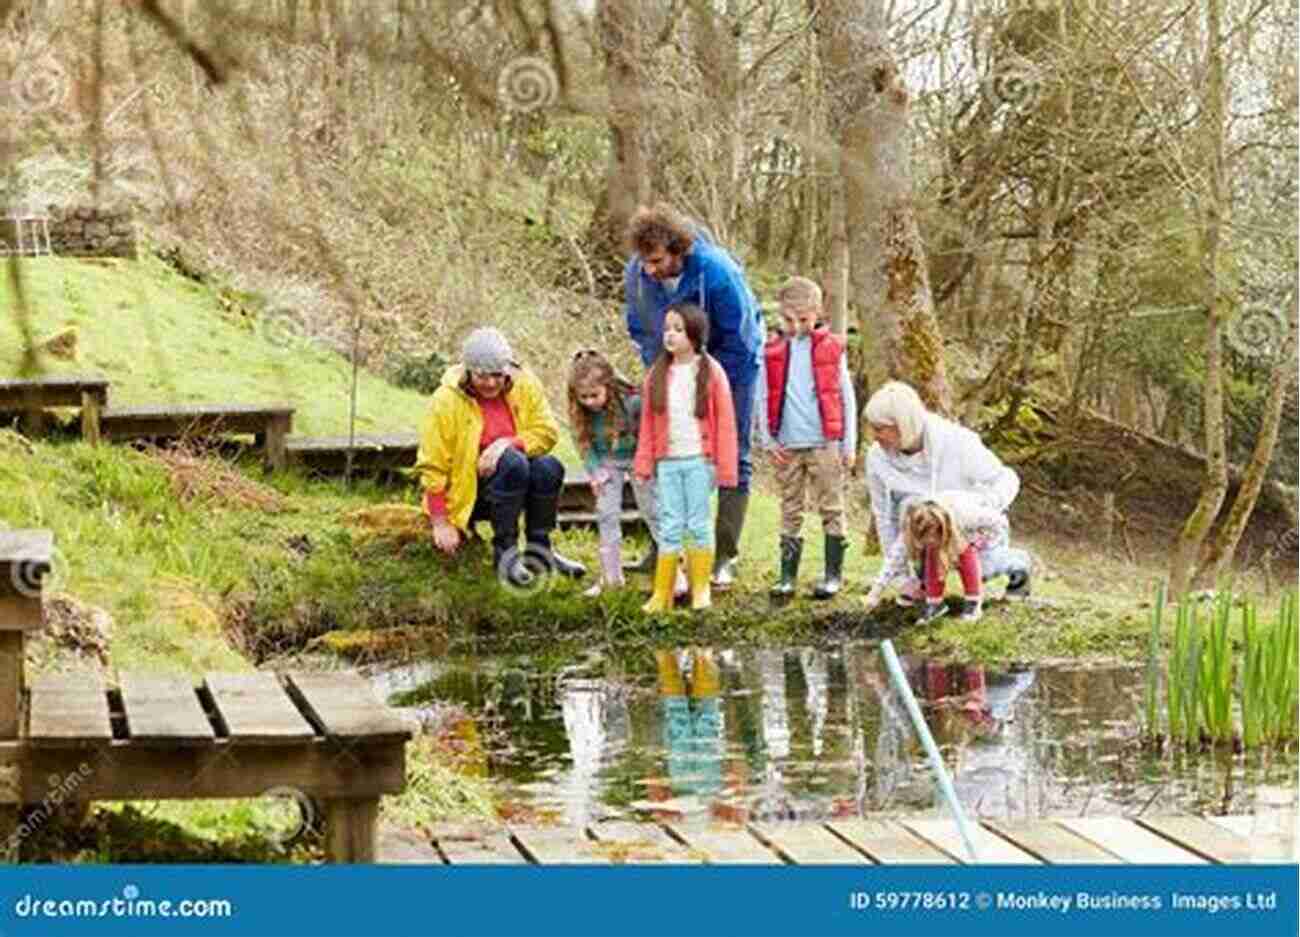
862, 381, 1030, 606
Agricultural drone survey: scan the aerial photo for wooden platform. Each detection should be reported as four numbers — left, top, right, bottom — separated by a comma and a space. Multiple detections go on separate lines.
100, 403, 294, 469
4, 667, 410, 861
0, 374, 109, 442
425, 815, 1269, 864
286, 432, 419, 477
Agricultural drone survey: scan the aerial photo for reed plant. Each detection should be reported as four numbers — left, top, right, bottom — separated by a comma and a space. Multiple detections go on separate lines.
1146, 586, 1299, 750
1241, 591, 1299, 748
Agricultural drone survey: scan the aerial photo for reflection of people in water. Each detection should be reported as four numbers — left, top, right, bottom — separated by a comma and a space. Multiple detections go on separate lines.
654, 647, 724, 798
907, 658, 1037, 818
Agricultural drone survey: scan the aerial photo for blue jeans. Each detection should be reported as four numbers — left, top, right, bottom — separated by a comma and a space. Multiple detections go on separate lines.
655, 456, 715, 552
662, 696, 724, 798
468, 449, 564, 550
730, 376, 756, 493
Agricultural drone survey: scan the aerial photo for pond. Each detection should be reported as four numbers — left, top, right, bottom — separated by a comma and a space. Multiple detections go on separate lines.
369, 644, 1298, 842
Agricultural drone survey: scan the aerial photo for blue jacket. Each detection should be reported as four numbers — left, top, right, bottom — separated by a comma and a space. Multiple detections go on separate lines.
623, 230, 764, 386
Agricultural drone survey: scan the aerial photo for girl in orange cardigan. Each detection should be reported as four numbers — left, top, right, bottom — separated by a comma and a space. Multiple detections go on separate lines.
634, 303, 739, 612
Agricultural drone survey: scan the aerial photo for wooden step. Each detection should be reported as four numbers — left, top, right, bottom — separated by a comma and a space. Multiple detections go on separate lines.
0, 375, 109, 409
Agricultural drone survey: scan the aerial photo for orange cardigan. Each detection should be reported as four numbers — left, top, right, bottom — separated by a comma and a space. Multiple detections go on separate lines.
633, 355, 739, 488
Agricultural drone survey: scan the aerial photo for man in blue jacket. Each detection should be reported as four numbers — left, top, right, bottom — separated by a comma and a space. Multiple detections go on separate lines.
623, 203, 765, 589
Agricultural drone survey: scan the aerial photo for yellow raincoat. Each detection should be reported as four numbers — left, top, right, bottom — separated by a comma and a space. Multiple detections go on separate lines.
415, 364, 560, 531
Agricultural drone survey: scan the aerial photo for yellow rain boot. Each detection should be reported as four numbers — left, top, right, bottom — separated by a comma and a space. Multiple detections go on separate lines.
690, 647, 720, 697
686, 549, 714, 610
654, 648, 685, 695
642, 552, 680, 613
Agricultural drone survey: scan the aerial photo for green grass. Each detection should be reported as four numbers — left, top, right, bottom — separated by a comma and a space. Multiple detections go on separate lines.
3, 255, 454, 441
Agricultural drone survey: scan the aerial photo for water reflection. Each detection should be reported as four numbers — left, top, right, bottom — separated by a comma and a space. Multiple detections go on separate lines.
384, 645, 1298, 829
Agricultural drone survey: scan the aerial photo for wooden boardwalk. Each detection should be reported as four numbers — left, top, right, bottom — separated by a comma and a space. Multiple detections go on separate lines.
414, 815, 1275, 865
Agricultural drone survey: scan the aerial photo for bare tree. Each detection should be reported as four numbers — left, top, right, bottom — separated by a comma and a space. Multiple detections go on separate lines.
820, 0, 952, 414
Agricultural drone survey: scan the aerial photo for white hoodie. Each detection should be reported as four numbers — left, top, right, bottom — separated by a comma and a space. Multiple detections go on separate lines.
866, 412, 1020, 582
866, 489, 1010, 595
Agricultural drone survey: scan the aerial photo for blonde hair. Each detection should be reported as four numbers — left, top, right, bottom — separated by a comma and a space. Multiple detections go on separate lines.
777, 276, 822, 311
864, 380, 927, 450
902, 500, 967, 571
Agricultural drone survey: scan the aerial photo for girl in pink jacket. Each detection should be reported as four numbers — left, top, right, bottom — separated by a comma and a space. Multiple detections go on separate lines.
634, 303, 738, 612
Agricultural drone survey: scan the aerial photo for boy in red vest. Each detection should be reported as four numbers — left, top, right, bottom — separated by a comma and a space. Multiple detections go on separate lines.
755, 277, 858, 599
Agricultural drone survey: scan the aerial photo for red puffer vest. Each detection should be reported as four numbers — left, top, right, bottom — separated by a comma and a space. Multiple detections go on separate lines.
763, 327, 846, 440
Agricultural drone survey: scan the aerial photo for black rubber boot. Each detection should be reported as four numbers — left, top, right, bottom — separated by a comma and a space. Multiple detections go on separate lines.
489, 492, 532, 588
811, 534, 847, 600
525, 493, 587, 578
770, 536, 802, 598
712, 490, 750, 590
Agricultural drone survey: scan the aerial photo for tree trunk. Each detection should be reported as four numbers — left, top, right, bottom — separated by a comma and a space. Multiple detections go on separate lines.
690, 0, 740, 239
821, 1, 952, 415
1196, 295, 1299, 585
590, 0, 647, 267
1168, 0, 1229, 600
827, 160, 849, 337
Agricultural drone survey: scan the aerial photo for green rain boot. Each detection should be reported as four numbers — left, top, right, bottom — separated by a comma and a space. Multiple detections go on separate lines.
811, 534, 847, 600
769, 536, 802, 598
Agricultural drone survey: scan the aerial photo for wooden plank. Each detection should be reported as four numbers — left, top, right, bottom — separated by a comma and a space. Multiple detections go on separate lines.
119, 673, 214, 745
0, 633, 21, 739
0, 376, 109, 409
81, 391, 101, 445
9, 739, 405, 800
27, 673, 112, 746
264, 413, 291, 471
435, 831, 528, 865
557, 510, 644, 529
587, 820, 697, 863
750, 822, 871, 864
660, 823, 781, 864
982, 820, 1123, 864
286, 433, 419, 453
284, 672, 410, 742
507, 826, 599, 864
827, 819, 955, 864
203, 672, 315, 743
1205, 814, 1254, 839
1134, 815, 1253, 863
901, 818, 1041, 864
1057, 817, 1207, 864
102, 403, 295, 418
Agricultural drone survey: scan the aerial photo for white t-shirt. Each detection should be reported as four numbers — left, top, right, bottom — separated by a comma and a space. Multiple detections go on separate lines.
667, 357, 703, 458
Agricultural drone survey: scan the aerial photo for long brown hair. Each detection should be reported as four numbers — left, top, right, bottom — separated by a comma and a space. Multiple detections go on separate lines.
649, 303, 712, 417
567, 349, 637, 454
903, 501, 967, 573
